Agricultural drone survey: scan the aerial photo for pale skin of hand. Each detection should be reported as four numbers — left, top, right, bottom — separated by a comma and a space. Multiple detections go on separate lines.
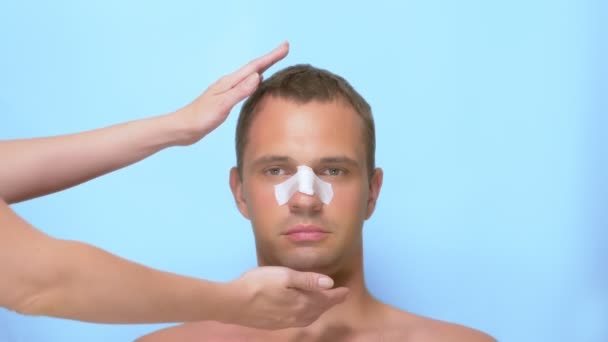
0, 42, 349, 329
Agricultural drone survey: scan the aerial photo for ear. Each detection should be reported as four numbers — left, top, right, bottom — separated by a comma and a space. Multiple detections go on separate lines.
229, 167, 250, 219
365, 168, 383, 219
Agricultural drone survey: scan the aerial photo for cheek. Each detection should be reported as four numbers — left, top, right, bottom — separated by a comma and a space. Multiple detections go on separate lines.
330, 181, 368, 218
245, 182, 280, 220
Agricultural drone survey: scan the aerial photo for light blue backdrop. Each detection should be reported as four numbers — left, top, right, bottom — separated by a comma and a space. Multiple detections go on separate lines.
1, 1, 605, 341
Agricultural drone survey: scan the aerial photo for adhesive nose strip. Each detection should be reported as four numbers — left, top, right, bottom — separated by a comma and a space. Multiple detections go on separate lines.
274, 165, 334, 205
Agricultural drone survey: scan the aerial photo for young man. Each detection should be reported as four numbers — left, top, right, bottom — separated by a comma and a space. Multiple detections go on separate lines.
138, 65, 495, 341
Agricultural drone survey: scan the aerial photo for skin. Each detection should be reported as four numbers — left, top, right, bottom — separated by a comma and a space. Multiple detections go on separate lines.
0, 42, 349, 329
138, 97, 496, 341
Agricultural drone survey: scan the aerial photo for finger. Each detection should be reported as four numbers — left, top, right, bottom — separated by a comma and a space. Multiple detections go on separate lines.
254, 41, 289, 74
217, 73, 261, 112
212, 41, 289, 93
287, 271, 334, 291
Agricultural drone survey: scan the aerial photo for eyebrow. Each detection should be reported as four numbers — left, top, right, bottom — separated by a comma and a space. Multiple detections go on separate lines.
250, 155, 294, 168
250, 155, 360, 168
319, 156, 360, 168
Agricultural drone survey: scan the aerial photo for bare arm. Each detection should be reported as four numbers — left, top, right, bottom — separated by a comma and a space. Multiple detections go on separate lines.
0, 115, 188, 204
0, 42, 289, 204
0, 198, 226, 323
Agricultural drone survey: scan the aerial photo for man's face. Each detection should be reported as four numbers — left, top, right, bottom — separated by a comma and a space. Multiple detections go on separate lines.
230, 96, 382, 274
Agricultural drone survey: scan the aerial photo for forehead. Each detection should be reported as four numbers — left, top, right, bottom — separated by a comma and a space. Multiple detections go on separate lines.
243, 96, 366, 166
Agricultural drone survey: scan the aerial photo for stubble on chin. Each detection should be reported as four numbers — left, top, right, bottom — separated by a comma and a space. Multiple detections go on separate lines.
272, 246, 342, 274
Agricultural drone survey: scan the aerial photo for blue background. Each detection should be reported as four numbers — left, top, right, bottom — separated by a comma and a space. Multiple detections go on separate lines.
1, 1, 606, 341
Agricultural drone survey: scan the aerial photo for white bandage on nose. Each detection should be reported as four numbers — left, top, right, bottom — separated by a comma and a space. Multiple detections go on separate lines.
274, 165, 334, 205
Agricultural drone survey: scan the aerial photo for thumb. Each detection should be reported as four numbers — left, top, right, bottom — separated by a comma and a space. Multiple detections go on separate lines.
288, 271, 334, 291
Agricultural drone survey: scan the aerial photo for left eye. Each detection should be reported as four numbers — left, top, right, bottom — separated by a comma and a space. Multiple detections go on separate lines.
322, 168, 343, 176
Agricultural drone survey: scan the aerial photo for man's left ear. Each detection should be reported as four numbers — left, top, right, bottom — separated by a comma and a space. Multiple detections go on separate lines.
365, 168, 383, 219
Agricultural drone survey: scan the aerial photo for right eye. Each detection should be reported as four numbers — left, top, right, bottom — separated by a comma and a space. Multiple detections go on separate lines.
265, 167, 286, 176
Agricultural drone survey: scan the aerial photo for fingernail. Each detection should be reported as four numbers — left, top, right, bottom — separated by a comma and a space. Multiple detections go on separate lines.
318, 277, 333, 289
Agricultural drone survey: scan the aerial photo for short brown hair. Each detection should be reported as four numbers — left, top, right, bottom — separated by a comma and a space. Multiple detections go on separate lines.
235, 64, 375, 179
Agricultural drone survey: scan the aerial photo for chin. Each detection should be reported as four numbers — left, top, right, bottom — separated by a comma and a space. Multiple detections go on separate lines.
278, 251, 341, 274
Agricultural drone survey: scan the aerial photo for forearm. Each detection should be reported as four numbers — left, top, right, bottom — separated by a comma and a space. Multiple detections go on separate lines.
17, 240, 229, 323
0, 200, 232, 324
0, 112, 193, 203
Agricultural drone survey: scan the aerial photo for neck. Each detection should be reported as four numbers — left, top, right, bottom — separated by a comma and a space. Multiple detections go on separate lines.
316, 247, 380, 327
257, 242, 385, 330
255, 244, 391, 340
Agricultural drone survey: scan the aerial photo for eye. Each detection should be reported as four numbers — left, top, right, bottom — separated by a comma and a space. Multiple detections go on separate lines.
322, 168, 344, 176
265, 167, 286, 176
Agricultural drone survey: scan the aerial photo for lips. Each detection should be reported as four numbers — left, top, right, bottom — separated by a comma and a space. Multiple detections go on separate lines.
284, 224, 329, 242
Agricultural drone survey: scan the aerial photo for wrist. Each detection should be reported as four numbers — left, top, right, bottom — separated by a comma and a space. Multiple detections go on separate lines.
209, 280, 244, 325
165, 107, 210, 146
155, 111, 190, 147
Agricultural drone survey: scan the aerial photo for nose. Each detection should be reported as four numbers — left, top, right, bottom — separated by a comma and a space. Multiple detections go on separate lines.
288, 190, 323, 214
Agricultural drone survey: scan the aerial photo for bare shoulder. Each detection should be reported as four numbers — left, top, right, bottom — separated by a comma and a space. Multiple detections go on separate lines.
381, 305, 496, 342
136, 321, 261, 342
409, 318, 496, 342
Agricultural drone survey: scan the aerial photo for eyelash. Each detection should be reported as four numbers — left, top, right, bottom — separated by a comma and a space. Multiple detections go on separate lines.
265, 167, 287, 176
264, 167, 345, 177
321, 168, 344, 176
